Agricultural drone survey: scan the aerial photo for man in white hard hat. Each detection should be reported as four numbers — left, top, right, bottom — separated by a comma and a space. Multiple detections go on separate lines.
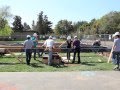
24, 35, 34, 65
42, 36, 55, 66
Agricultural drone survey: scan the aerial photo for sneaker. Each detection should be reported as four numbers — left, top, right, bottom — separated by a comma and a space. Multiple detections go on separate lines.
113, 65, 119, 70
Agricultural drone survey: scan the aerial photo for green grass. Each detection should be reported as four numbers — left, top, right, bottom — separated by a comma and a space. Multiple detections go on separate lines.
0, 53, 114, 72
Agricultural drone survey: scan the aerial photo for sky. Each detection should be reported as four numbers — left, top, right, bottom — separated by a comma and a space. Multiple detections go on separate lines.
0, 0, 120, 28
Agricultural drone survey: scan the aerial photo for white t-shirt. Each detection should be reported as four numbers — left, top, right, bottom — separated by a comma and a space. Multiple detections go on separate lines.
44, 39, 54, 48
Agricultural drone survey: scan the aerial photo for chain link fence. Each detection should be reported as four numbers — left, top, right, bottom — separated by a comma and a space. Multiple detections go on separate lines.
80, 34, 114, 48
0, 34, 114, 48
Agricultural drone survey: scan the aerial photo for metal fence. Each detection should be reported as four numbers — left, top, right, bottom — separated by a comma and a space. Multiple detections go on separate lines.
81, 34, 114, 48
0, 34, 114, 48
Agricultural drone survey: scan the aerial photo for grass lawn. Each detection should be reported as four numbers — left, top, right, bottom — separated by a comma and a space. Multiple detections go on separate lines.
0, 53, 114, 72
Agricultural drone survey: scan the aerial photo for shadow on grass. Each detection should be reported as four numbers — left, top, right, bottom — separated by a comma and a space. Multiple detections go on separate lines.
30, 63, 44, 68
35, 59, 44, 64
35, 59, 68, 68
0, 62, 25, 65
81, 55, 101, 57
52, 64, 68, 68
81, 62, 96, 66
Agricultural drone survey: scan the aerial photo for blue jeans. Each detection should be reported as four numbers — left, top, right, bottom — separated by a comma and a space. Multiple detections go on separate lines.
48, 51, 53, 65
73, 47, 81, 63
33, 48, 36, 60
112, 52, 117, 64
112, 51, 120, 68
67, 48, 71, 60
25, 49, 32, 65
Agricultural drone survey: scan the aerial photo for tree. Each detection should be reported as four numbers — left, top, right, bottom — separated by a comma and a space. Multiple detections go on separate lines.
54, 20, 74, 35
32, 20, 35, 30
0, 6, 12, 29
0, 22, 13, 36
0, 6, 12, 20
43, 15, 52, 34
12, 16, 23, 32
23, 22, 30, 31
97, 11, 120, 34
0, 6, 13, 36
0, 18, 6, 28
35, 11, 52, 34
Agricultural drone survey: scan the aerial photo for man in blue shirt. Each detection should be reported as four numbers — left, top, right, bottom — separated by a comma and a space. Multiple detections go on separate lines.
24, 35, 33, 65
112, 32, 120, 70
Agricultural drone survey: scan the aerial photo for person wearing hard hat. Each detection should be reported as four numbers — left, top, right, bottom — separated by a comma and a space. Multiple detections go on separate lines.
72, 36, 81, 64
111, 32, 120, 70
111, 33, 118, 65
59, 36, 73, 60
42, 36, 55, 66
23, 35, 34, 65
31, 33, 38, 60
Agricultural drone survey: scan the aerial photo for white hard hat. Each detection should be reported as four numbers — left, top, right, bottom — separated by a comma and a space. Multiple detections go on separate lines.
74, 36, 77, 38
49, 36, 52, 39
27, 35, 31, 38
33, 33, 38, 36
67, 36, 71, 40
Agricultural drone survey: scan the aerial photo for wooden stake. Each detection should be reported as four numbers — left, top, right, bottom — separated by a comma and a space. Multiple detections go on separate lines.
107, 48, 113, 63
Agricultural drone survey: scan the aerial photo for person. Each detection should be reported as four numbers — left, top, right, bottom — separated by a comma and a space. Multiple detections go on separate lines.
111, 34, 117, 64
59, 36, 72, 60
42, 36, 55, 66
72, 36, 81, 64
111, 32, 120, 70
93, 39, 101, 46
31, 33, 39, 60
23, 35, 34, 65
92, 39, 101, 53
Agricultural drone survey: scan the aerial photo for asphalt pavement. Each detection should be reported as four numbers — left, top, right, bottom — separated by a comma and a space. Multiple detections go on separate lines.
0, 71, 120, 90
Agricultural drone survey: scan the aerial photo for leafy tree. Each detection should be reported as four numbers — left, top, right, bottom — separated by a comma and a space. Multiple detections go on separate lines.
0, 18, 6, 28
0, 22, 13, 36
72, 11, 120, 35
43, 15, 52, 34
35, 11, 52, 34
54, 20, 74, 35
0, 6, 12, 29
0, 6, 13, 36
12, 16, 23, 32
101, 11, 120, 34
23, 22, 30, 31
0, 6, 12, 20
32, 20, 35, 30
